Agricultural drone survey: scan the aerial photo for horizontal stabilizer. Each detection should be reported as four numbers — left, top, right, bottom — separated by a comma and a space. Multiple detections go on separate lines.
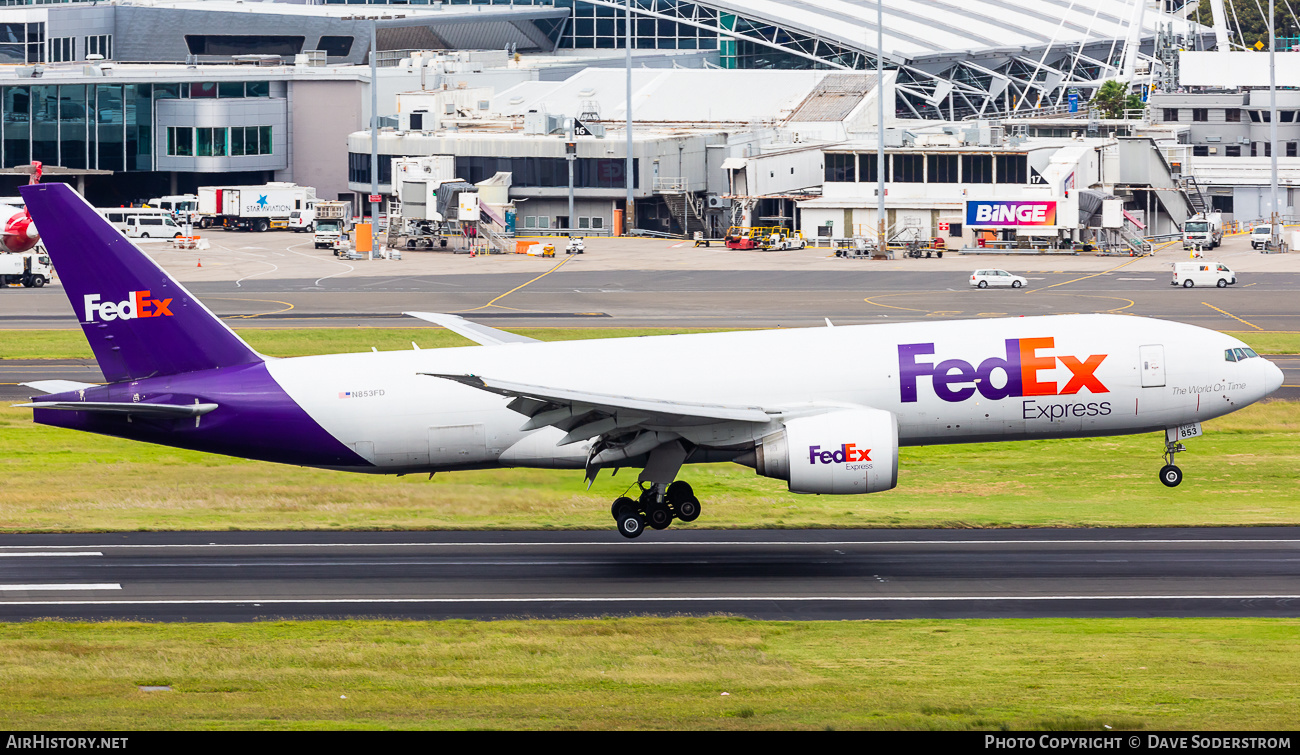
21, 380, 98, 395
405, 312, 539, 346
15, 401, 218, 418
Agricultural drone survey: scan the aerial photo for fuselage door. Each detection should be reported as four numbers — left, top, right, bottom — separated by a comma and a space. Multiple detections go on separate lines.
1139, 344, 1165, 387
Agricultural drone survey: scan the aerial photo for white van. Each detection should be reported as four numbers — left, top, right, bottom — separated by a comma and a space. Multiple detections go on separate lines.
288, 207, 315, 232
1172, 261, 1236, 288
98, 208, 179, 234
125, 214, 183, 239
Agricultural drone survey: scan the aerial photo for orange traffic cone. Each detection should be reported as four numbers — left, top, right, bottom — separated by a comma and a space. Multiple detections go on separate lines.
197, 259, 202, 267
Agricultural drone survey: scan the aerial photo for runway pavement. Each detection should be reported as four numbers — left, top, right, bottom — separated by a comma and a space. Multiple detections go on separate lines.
1, 528, 1298, 622
3, 270, 1300, 330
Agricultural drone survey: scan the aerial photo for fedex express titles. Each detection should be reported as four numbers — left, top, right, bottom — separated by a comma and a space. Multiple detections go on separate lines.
899, 337, 1113, 420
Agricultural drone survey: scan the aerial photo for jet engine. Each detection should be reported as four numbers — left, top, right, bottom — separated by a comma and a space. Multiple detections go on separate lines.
0, 161, 42, 253
1, 207, 39, 253
745, 408, 898, 494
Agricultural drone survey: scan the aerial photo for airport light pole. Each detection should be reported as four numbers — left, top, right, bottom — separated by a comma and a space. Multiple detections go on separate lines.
1269, 0, 1281, 247
567, 119, 576, 236
370, 21, 379, 261
625, 0, 634, 236
876, 0, 886, 253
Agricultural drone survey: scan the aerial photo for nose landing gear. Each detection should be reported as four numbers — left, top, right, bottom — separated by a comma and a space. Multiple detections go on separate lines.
1159, 434, 1186, 488
610, 481, 700, 538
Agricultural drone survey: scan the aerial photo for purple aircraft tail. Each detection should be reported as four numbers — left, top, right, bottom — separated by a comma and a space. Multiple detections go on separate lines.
20, 183, 262, 383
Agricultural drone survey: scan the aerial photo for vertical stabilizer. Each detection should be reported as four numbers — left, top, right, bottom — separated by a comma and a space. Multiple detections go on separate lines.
20, 182, 262, 382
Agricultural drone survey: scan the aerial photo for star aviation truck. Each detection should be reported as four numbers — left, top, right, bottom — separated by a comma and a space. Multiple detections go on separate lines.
196, 183, 316, 232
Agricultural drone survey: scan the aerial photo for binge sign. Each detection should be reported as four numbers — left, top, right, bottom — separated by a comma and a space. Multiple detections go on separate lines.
898, 338, 1108, 403
965, 200, 1057, 227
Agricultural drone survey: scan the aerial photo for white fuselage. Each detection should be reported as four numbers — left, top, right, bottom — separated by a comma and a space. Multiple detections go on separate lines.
261, 315, 1281, 474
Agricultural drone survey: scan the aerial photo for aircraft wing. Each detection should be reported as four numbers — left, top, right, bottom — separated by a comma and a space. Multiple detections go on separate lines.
425, 373, 772, 445
405, 312, 540, 346
14, 401, 218, 418
21, 380, 98, 394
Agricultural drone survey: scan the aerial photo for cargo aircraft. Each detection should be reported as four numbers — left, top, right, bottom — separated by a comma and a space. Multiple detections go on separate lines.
16, 183, 1285, 538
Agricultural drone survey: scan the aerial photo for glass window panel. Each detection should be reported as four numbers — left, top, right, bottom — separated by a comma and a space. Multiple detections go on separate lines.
4, 85, 30, 168
96, 84, 123, 170
57, 84, 86, 169
245, 81, 269, 98
258, 125, 271, 155
230, 126, 245, 156
196, 127, 213, 157
190, 82, 217, 98
218, 81, 244, 98
154, 83, 181, 99
30, 84, 56, 165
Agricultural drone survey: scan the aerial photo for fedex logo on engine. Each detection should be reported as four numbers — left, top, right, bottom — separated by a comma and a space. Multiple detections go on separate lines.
898, 338, 1108, 403
808, 444, 871, 464
83, 291, 174, 323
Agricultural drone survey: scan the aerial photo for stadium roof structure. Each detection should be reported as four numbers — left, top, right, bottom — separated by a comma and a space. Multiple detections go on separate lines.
579, 0, 1210, 119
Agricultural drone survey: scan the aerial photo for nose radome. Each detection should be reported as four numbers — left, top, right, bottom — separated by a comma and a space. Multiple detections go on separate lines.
1263, 359, 1284, 396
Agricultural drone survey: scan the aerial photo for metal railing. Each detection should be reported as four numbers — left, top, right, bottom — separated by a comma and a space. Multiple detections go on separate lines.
653, 177, 688, 192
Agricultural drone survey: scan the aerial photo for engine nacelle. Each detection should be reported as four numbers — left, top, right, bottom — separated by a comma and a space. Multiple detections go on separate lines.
752, 408, 898, 494
0, 209, 38, 253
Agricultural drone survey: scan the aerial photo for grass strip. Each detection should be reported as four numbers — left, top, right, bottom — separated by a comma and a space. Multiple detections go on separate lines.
0, 400, 1296, 532
1, 617, 1296, 730
0, 328, 1294, 360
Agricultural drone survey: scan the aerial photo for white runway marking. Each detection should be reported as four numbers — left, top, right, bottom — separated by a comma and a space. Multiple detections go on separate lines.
0, 584, 120, 591
0, 551, 102, 558
1, 538, 1296, 550
1, 594, 1298, 606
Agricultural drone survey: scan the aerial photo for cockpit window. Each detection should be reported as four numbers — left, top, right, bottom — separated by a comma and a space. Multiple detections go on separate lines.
1227, 348, 1258, 362
1225, 349, 1237, 362
1244, 348, 1259, 358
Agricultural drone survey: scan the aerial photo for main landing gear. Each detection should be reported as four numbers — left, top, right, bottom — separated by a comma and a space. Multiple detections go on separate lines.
611, 481, 701, 539
1159, 434, 1185, 488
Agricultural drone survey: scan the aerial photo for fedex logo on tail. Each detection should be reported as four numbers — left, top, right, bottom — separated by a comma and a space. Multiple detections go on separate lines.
83, 292, 173, 323
899, 338, 1108, 403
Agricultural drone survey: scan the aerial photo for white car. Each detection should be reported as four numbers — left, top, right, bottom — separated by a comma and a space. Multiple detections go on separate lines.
971, 269, 1027, 289
1250, 226, 1273, 250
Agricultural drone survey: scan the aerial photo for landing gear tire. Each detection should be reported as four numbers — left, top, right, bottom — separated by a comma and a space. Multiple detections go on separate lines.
666, 481, 700, 522
1159, 464, 1183, 488
610, 496, 637, 521
617, 510, 645, 539
645, 502, 673, 530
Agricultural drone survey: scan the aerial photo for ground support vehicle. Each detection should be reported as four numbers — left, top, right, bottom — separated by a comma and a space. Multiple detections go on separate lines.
1251, 226, 1273, 250
0, 250, 52, 287
1172, 261, 1236, 288
566, 237, 585, 254
147, 195, 200, 225
1182, 212, 1223, 250
126, 215, 183, 239
902, 238, 944, 258
197, 183, 316, 232
313, 201, 352, 249
724, 226, 803, 251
